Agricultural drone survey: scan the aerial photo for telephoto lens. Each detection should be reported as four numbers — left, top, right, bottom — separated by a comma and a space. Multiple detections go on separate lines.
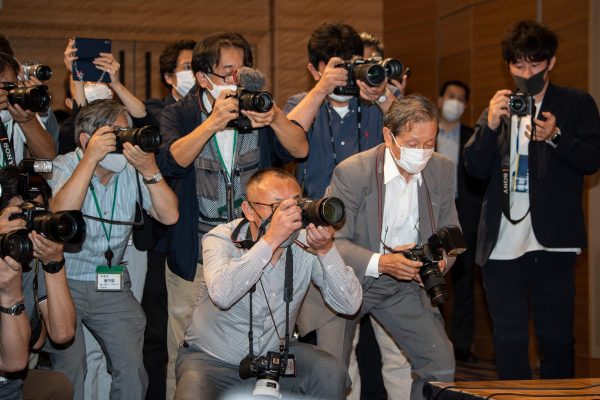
113, 126, 162, 153
7, 85, 51, 113
299, 197, 346, 227
31, 210, 86, 246
23, 63, 53, 81
418, 263, 448, 306
238, 90, 274, 113
352, 63, 386, 87
0, 230, 33, 265
381, 58, 404, 80
18, 158, 53, 174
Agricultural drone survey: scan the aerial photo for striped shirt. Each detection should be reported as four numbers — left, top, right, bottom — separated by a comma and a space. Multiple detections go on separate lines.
47, 149, 151, 281
185, 219, 363, 365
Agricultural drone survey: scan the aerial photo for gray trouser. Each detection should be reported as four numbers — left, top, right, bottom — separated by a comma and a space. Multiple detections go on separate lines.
45, 269, 148, 400
174, 341, 347, 400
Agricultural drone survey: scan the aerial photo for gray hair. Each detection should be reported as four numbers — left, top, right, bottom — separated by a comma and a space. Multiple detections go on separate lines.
384, 94, 439, 135
74, 99, 131, 146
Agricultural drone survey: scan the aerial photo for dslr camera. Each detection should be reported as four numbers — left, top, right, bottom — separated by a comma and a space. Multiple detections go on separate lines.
22, 62, 53, 81
299, 197, 345, 228
400, 225, 466, 306
112, 125, 162, 153
334, 57, 404, 96
239, 351, 295, 399
509, 91, 535, 116
226, 88, 274, 133
1, 82, 51, 113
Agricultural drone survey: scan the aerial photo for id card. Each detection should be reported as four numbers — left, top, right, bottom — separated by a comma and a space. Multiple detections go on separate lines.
96, 265, 124, 291
282, 354, 297, 377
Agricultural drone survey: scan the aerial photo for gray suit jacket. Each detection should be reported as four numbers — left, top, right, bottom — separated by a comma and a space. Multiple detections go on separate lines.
297, 144, 461, 335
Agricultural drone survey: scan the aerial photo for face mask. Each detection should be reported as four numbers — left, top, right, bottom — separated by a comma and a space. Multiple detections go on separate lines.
174, 70, 195, 97
98, 153, 128, 173
328, 93, 353, 103
0, 109, 12, 125
441, 99, 465, 122
391, 135, 434, 174
512, 67, 547, 95
205, 74, 237, 100
84, 83, 113, 103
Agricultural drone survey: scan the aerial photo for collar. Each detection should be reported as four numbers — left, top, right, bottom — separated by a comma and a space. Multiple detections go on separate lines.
383, 147, 422, 186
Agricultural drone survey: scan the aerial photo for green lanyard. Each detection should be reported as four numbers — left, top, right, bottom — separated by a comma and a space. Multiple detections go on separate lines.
89, 175, 119, 263
212, 130, 238, 178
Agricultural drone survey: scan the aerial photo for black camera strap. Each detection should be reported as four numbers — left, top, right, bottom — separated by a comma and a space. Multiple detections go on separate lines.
0, 119, 17, 167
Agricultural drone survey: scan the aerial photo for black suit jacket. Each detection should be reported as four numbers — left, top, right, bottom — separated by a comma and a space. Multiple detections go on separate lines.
464, 83, 600, 266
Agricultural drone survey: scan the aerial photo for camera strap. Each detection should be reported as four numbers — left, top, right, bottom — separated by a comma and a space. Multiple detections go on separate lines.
500, 117, 530, 224
0, 120, 17, 167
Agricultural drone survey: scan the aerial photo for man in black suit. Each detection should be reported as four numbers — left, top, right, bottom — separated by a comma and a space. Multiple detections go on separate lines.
436, 80, 486, 363
464, 20, 600, 380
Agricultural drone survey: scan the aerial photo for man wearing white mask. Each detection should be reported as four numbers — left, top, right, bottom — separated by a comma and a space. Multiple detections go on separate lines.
326, 95, 457, 400
436, 80, 486, 364
45, 99, 179, 400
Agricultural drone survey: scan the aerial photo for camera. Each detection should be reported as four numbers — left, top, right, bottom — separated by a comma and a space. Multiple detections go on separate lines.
401, 225, 466, 306
299, 197, 345, 228
0, 229, 34, 264
226, 88, 274, 133
22, 63, 53, 81
334, 57, 404, 96
239, 351, 295, 398
9, 201, 86, 246
509, 92, 535, 116
112, 125, 162, 153
1, 82, 51, 113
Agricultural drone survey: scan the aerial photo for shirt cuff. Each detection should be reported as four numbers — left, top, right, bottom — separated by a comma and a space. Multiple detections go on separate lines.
365, 253, 382, 278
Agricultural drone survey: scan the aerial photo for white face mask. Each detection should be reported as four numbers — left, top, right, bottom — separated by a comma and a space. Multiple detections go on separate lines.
205, 74, 237, 100
441, 99, 465, 122
328, 93, 353, 103
84, 83, 113, 103
98, 153, 128, 173
391, 135, 434, 174
174, 70, 195, 98
0, 109, 12, 125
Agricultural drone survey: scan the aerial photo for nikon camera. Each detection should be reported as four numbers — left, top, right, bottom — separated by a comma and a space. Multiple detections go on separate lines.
226, 88, 274, 133
334, 57, 404, 96
112, 125, 162, 153
509, 91, 535, 116
1, 82, 51, 113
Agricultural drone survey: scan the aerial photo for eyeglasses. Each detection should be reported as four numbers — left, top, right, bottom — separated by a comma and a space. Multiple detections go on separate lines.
247, 200, 280, 213
209, 71, 237, 85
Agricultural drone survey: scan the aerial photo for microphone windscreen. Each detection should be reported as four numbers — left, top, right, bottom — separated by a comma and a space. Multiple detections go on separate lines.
236, 67, 266, 92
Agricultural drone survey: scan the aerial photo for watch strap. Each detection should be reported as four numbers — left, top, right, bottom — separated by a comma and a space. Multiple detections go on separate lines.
0, 300, 25, 315
42, 258, 65, 274
143, 171, 163, 185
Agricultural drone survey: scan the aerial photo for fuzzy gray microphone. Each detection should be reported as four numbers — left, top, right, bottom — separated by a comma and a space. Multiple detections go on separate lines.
236, 67, 266, 92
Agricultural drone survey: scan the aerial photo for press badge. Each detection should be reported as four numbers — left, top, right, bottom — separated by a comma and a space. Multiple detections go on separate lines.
282, 354, 297, 377
513, 154, 529, 193
96, 265, 124, 291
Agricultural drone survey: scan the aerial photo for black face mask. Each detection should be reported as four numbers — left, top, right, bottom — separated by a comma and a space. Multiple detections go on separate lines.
512, 67, 547, 95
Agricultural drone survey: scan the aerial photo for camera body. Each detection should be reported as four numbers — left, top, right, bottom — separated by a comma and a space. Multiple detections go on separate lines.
334, 57, 403, 96
112, 125, 162, 153
298, 197, 345, 228
22, 63, 53, 81
239, 351, 286, 381
1, 82, 51, 113
509, 92, 535, 116
226, 88, 274, 133
401, 225, 466, 306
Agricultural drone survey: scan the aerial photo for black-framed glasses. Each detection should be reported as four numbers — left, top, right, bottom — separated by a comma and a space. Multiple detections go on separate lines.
247, 200, 280, 213
209, 71, 237, 84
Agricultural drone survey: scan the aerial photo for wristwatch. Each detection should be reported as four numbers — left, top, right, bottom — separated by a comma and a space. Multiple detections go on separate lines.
0, 300, 25, 316
42, 258, 65, 274
546, 127, 562, 148
143, 171, 163, 185
377, 94, 388, 104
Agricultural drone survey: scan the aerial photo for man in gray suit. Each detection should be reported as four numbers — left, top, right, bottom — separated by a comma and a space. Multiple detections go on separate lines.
322, 95, 457, 399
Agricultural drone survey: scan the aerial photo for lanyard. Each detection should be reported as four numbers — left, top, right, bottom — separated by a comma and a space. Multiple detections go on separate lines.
212, 130, 238, 178
89, 175, 120, 264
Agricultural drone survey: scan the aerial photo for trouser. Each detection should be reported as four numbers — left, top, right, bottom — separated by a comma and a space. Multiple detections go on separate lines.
482, 251, 576, 380
45, 268, 148, 400
165, 263, 204, 400
174, 341, 347, 400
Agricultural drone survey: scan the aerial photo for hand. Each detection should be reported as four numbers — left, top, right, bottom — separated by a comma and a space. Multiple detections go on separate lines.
262, 199, 303, 248
93, 53, 120, 85
378, 243, 423, 281
122, 142, 158, 177
243, 106, 276, 129
305, 223, 335, 256
389, 75, 408, 98
84, 126, 116, 163
357, 79, 387, 102
0, 207, 27, 234
29, 231, 64, 264
22, 75, 42, 87
64, 38, 78, 73
314, 57, 348, 96
204, 90, 239, 132
7, 103, 36, 124
487, 90, 512, 130
528, 111, 558, 141
0, 87, 8, 110
0, 256, 23, 305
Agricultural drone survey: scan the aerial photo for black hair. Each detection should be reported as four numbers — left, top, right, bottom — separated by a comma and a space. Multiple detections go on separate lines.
360, 32, 384, 58
439, 80, 470, 101
159, 40, 196, 87
0, 35, 14, 58
501, 20, 558, 63
0, 51, 19, 78
191, 32, 253, 74
0, 167, 21, 209
308, 23, 363, 69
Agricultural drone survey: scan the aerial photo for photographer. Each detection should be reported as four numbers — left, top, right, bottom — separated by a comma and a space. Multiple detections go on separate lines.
464, 20, 600, 380
0, 167, 76, 400
0, 52, 57, 166
174, 168, 361, 400
325, 96, 457, 400
44, 99, 179, 399
157, 31, 308, 399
